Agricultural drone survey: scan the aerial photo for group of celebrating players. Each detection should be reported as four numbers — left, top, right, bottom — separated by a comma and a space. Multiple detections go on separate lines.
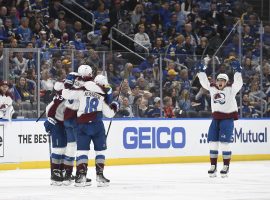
43, 56, 243, 185
43, 64, 119, 187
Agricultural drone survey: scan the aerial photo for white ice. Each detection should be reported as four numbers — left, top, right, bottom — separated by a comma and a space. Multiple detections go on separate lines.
0, 161, 270, 200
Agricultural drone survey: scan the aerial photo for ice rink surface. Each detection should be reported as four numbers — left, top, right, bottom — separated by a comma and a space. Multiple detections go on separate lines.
0, 161, 269, 200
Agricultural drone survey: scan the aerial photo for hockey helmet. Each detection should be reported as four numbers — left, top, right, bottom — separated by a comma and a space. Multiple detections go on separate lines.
217, 73, 229, 83
94, 74, 108, 86
78, 65, 92, 78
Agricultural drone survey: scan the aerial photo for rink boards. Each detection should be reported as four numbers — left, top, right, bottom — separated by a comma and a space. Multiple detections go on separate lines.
0, 119, 269, 170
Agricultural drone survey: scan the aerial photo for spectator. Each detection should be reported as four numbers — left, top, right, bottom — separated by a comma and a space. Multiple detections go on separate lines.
134, 24, 151, 53
163, 96, 175, 118
13, 52, 28, 76
151, 37, 165, 58
159, 2, 171, 28
9, 6, 20, 27
15, 76, 34, 102
131, 3, 145, 26
174, 3, 187, 27
179, 89, 192, 112
241, 93, 257, 118
147, 97, 162, 118
138, 55, 155, 71
118, 97, 134, 117
179, 69, 191, 92
16, 17, 32, 44
109, 0, 127, 27
94, 3, 110, 28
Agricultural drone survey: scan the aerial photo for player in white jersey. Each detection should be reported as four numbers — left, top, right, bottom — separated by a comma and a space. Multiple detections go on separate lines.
44, 81, 67, 185
197, 57, 243, 178
0, 81, 14, 121
62, 79, 118, 187
62, 66, 93, 186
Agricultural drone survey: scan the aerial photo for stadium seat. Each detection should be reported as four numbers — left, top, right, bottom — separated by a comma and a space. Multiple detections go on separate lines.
12, 103, 20, 111
198, 110, 212, 118
20, 102, 32, 111
187, 111, 199, 118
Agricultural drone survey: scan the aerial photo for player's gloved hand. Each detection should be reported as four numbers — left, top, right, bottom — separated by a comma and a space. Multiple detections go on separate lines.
197, 62, 207, 72
230, 60, 242, 72
110, 101, 120, 113
44, 117, 56, 133
64, 72, 78, 89
101, 85, 112, 95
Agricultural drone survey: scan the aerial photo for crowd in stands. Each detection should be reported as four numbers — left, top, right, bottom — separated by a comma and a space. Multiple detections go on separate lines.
0, 0, 269, 119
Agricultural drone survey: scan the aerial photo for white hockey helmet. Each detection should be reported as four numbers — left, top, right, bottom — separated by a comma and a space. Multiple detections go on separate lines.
94, 74, 108, 86
78, 65, 92, 78
217, 73, 229, 83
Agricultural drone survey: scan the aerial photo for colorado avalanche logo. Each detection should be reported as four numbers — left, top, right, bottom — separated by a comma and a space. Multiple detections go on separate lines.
213, 93, 226, 104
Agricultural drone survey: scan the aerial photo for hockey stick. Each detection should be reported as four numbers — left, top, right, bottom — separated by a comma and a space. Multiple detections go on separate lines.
48, 133, 53, 177
36, 90, 56, 122
36, 110, 46, 122
105, 81, 123, 141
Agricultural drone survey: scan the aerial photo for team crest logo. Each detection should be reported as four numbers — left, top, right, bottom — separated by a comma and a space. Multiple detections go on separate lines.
213, 93, 226, 104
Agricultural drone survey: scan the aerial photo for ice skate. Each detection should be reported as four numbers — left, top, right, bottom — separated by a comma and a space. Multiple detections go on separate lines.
51, 169, 63, 186
208, 165, 217, 178
75, 173, 87, 187
96, 173, 110, 187
63, 173, 74, 186
75, 172, 92, 187
220, 165, 229, 178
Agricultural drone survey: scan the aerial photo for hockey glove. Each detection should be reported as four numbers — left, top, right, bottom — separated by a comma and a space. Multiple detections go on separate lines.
197, 62, 207, 72
64, 72, 78, 89
230, 60, 242, 72
110, 101, 120, 113
44, 117, 57, 133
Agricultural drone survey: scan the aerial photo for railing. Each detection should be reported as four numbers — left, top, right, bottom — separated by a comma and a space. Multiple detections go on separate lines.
110, 27, 149, 61
59, 2, 94, 29
70, 0, 95, 30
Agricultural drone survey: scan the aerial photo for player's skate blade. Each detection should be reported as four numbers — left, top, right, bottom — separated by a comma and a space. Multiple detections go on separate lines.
208, 165, 217, 178
51, 169, 63, 186
74, 175, 92, 187
220, 165, 229, 178
96, 174, 110, 187
51, 180, 62, 186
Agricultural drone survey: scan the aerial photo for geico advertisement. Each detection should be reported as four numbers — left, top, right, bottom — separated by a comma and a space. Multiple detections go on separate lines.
0, 119, 269, 163
105, 119, 270, 158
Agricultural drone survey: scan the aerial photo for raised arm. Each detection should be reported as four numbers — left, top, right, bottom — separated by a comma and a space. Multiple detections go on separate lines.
230, 60, 243, 94
196, 58, 211, 92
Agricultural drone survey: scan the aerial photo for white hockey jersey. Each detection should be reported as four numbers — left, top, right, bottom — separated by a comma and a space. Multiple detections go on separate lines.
45, 82, 66, 122
62, 81, 116, 123
0, 94, 14, 120
197, 72, 243, 120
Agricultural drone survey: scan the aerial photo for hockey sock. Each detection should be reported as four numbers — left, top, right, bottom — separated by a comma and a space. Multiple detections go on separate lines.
210, 150, 218, 165
51, 148, 65, 170
222, 151, 232, 166
95, 153, 105, 175
220, 142, 231, 166
76, 151, 88, 175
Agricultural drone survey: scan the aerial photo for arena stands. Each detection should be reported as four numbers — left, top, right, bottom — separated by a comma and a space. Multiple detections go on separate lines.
0, 0, 269, 119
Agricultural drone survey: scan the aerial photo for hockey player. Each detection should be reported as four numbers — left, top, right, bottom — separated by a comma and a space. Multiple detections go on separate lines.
43, 81, 67, 185
94, 74, 113, 104
0, 81, 14, 121
197, 57, 243, 178
62, 79, 119, 187
62, 65, 93, 186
